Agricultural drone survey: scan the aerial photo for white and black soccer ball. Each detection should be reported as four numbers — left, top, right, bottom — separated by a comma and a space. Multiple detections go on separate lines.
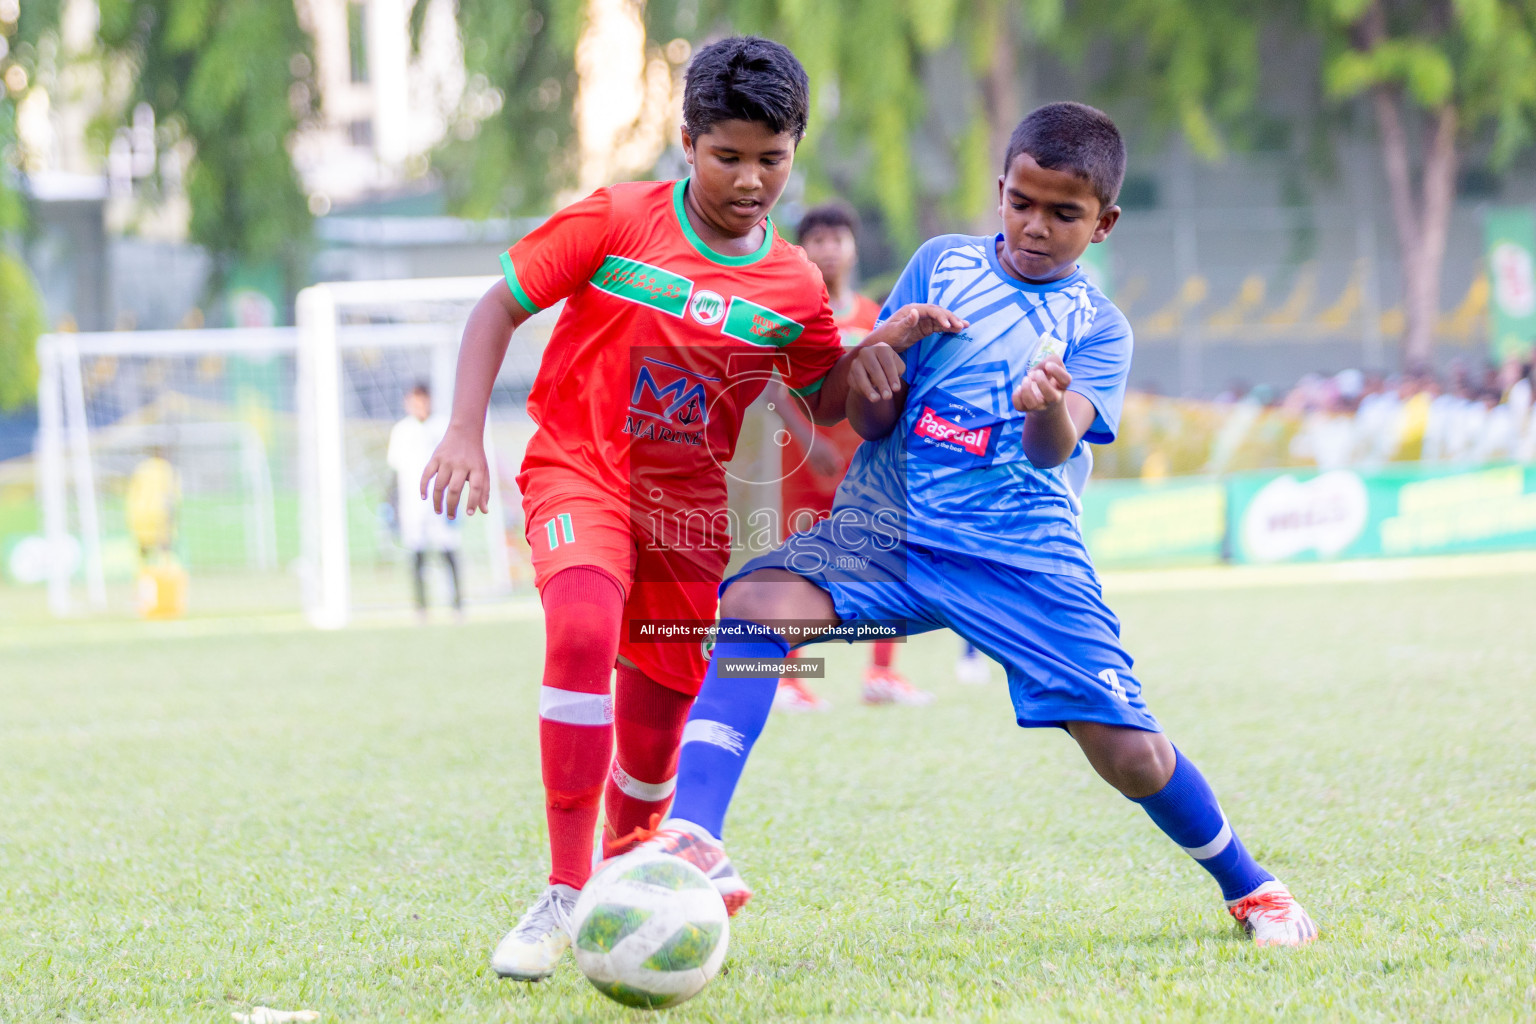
570, 850, 730, 1009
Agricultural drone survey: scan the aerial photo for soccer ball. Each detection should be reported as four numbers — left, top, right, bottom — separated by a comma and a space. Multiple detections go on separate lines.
570, 850, 730, 1009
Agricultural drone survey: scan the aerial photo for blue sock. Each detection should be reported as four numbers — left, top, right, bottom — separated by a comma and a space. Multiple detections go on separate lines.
669, 619, 789, 840
1130, 749, 1274, 902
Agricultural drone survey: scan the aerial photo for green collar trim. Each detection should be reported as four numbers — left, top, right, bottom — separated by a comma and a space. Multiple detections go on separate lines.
672, 178, 775, 267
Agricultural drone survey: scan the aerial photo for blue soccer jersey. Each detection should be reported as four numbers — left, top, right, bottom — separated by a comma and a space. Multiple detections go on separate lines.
835, 233, 1132, 579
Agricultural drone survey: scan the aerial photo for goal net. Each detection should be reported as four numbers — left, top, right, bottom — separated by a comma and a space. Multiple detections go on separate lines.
35, 277, 557, 624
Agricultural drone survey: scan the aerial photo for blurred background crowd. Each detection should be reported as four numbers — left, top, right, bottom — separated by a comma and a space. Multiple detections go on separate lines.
1098, 355, 1536, 479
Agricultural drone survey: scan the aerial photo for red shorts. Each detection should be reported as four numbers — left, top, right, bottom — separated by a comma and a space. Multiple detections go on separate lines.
524, 490, 727, 696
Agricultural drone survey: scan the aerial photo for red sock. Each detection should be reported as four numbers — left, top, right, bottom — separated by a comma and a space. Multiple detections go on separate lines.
605, 664, 693, 848
871, 641, 896, 670
538, 566, 624, 888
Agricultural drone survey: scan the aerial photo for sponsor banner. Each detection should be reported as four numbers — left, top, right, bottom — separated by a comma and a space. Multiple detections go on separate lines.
1227, 464, 1536, 564
1079, 477, 1227, 567
1076, 238, 1114, 299
1484, 207, 1536, 362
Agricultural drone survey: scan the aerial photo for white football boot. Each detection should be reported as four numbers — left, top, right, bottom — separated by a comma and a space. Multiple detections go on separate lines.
861, 667, 935, 706
954, 650, 991, 685
490, 883, 579, 980
1226, 880, 1319, 947
774, 677, 831, 712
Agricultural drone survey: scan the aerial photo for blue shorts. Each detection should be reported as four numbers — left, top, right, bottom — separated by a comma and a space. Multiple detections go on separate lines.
724, 518, 1160, 733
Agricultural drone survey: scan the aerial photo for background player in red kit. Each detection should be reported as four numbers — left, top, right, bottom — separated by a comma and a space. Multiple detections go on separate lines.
769, 203, 933, 711
420, 36, 964, 982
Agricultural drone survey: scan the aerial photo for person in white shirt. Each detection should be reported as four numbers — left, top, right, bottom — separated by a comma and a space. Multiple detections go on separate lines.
387, 384, 462, 617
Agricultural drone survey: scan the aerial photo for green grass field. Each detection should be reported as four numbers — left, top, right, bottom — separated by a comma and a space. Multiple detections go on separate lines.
3, 571, 1534, 1022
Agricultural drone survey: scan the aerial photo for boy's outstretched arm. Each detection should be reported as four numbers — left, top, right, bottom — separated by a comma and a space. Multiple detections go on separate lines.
801, 303, 966, 430
1014, 356, 1099, 468
421, 282, 535, 517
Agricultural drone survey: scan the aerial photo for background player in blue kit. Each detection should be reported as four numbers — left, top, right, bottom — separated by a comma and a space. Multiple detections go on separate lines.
619, 102, 1319, 948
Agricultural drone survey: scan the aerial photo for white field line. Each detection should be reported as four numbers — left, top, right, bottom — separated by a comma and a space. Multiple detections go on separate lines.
0, 597, 545, 650
1101, 551, 1536, 594
8, 552, 1533, 648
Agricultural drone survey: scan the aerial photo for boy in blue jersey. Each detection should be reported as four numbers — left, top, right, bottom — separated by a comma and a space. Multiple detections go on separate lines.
618, 103, 1317, 947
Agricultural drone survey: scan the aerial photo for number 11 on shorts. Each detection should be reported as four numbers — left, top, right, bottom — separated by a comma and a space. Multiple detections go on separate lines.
545, 513, 575, 550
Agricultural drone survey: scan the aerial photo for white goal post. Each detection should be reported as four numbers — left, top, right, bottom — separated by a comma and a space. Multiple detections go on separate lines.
35, 275, 556, 625
36, 325, 297, 617
295, 275, 516, 629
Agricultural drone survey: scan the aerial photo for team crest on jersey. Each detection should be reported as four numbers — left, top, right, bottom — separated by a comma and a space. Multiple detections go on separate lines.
625, 356, 717, 444
689, 290, 726, 325
909, 387, 1003, 467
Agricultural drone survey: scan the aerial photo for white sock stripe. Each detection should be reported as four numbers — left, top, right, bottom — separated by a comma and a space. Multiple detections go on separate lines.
681, 719, 745, 755
538, 687, 613, 726
609, 761, 676, 801
1182, 815, 1233, 861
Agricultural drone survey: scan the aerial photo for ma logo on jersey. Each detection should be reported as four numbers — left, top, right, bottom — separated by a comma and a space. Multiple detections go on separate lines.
625, 357, 717, 446
909, 387, 1004, 468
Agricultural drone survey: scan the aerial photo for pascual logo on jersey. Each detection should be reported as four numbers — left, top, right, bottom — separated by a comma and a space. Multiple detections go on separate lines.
914, 406, 992, 456
626, 357, 716, 445
689, 290, 726, 325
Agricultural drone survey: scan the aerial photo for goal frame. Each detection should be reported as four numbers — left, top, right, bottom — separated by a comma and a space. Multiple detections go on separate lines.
296, 275, 512, 629
35, 275, 524, 626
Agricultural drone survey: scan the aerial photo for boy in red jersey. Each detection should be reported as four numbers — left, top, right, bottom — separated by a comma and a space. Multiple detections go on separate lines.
770, 203, 932, 711
420, 36, 964, 982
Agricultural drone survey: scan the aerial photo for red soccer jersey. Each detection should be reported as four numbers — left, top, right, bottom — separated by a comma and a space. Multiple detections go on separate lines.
779, 293, 882, 524
503, 179, 844, 530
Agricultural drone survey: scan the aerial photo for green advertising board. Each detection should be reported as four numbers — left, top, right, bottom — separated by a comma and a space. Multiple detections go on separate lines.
1077, 237, 1113, 298
1079, 477, 1226, 567
1226, 464, 1536, 564
1484, 207, 1536, 361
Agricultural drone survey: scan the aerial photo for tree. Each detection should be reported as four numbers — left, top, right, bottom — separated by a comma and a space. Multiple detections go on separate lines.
0, 246, 43, 412
417, 0, 582, 217
1067, 0, 1271, 163
1318, 0, 1536, 365
0, 0, 61, 410
96, 0, 317, 297
1080, 0, 1536, 367
643, 0, 1063, 249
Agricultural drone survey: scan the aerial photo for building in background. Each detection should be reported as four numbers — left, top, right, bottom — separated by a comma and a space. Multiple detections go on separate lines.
292, 0, 465, 213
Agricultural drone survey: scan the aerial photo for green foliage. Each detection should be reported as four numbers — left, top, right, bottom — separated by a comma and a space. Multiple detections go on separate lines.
5, 0, 63, 51
1314, 0, 1536, 169
1, 0, 62, 408
1070, 0, 1272, 160
95, 0, 316, 284
1326, 39, 1455, 106
425, 0, 580, 217
646, 0, 1063, 248
1, 86, 23, 235
0, 249, 43, 411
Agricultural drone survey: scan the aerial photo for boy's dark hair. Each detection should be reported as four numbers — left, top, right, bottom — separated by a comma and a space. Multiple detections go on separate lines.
797, 202, 858, 242
683, 36, 810, 142
1004, 102, 1127, 209
408, 382, 430, 398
